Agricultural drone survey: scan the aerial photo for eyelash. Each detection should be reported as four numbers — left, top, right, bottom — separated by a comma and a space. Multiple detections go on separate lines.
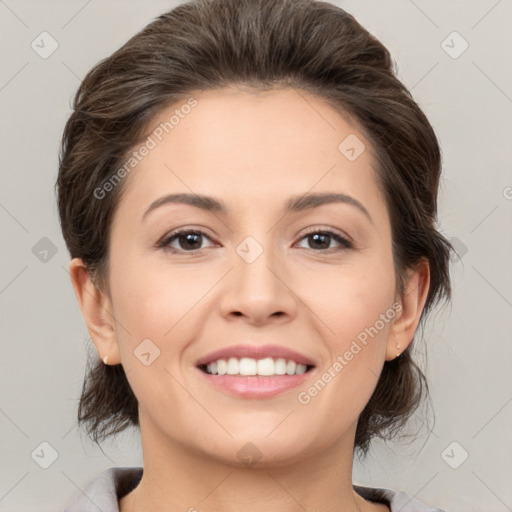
157, 227, 353, 254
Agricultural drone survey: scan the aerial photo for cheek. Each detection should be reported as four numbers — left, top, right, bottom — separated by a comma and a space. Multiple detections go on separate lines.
109, 253, 220, 361
299, 256, 396, 409
108, 259, 207, 413
332, 280, 395, 355
306, 256, 396, 348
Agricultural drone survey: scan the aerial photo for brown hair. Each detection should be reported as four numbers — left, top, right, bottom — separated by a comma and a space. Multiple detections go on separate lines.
56, 0, 453, 456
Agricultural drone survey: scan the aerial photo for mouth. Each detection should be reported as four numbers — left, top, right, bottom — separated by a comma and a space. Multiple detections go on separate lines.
197, 357, 315, 376
195, 344, 316, 399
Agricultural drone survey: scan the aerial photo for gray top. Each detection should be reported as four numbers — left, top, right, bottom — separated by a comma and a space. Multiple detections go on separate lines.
62, 467, 446, 512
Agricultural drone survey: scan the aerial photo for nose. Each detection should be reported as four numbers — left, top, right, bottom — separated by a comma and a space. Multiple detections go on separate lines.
218, 240, 298, 326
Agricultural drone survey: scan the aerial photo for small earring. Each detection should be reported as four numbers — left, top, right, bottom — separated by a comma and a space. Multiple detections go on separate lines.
395, 343, 401, 358
103, 355, 108, 365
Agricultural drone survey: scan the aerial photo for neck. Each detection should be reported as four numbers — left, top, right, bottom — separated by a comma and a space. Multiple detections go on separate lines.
119, 413, 382, 512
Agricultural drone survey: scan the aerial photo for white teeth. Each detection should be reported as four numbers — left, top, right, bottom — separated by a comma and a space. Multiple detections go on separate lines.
239, 357, 257, 375
295, 363, 307, 374
227, 357, 239, 375
204, 357, 310, 376
286, 360, 297, 375
257, 357, 274, 376
274, 358, 287, 375
217, 359, 227, 375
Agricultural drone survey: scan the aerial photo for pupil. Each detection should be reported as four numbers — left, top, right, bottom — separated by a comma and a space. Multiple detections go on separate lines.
181, 233, 201, 250
311, 233, 329, 249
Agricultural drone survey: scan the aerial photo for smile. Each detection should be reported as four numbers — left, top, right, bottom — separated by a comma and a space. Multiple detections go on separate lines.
195, 344, 316, 398
199, 357, 312, 376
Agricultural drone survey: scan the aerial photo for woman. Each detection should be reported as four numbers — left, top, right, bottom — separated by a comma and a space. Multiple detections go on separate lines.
57, 0, 452, 510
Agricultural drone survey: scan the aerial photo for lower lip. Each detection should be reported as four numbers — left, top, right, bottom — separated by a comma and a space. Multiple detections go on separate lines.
197, 368, 314, 399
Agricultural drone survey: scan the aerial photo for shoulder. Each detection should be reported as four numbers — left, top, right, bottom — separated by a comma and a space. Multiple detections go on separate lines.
62, 466, 143, 512
354, 484, 447, 512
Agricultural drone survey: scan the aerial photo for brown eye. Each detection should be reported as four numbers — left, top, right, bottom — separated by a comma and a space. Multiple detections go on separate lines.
159, 229, 214, 252
296, 230, 353, 251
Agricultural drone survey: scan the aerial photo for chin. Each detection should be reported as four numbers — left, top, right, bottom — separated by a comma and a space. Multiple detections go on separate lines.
197, 434, 319, 469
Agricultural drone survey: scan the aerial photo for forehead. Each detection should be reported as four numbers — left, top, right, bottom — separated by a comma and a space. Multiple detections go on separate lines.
116, 87, 385, 219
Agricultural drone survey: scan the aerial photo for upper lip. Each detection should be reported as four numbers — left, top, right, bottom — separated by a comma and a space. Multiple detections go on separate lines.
196, 344, 316, 367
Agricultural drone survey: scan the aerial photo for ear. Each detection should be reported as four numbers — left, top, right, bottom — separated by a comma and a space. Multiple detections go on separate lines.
385, 259, 430, 361
69, 258, 122, 365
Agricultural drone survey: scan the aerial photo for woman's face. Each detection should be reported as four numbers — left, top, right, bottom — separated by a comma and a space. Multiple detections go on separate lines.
86, 87, 411, 466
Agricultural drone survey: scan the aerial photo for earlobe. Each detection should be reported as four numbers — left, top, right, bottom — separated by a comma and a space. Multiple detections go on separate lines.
385, 259, 430, 361
68, 258, 122, 365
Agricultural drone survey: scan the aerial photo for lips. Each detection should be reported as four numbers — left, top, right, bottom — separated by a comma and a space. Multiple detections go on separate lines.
195, 344, 317, 398
195, 344, 316, 368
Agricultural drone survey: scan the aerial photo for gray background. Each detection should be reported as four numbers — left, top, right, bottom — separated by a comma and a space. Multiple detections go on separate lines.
1, 0, 511, 510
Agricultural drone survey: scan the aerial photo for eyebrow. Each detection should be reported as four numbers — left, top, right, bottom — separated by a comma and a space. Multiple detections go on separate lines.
142, 192, 372, 223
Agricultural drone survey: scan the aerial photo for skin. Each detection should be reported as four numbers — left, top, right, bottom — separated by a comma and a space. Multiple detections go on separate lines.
70, 87, 429, 512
